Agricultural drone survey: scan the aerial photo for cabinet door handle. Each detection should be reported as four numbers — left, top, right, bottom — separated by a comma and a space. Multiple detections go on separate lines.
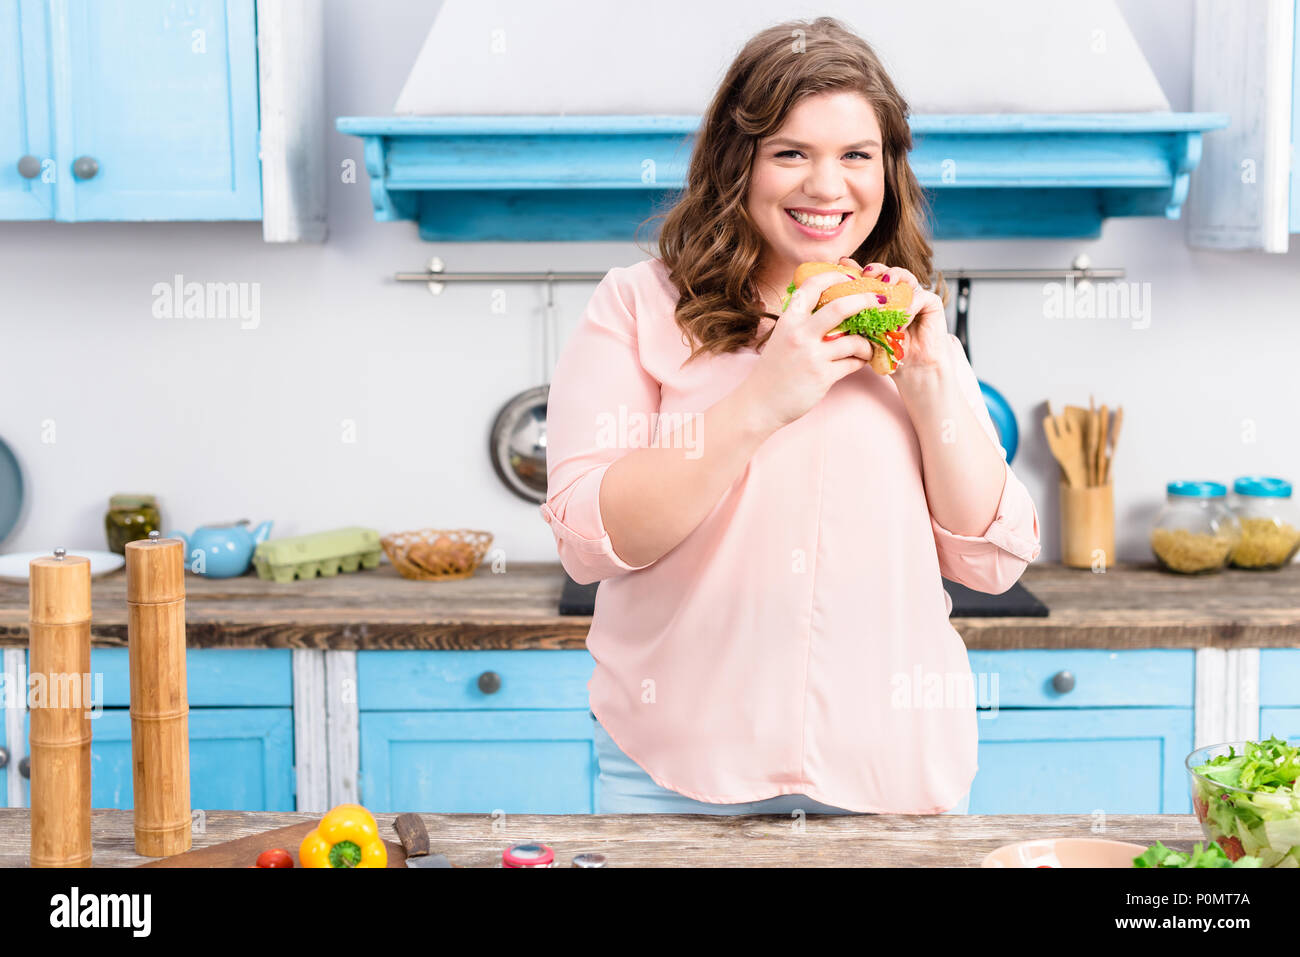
477, 671, 502, 695
72, 155, 99, 180
0, 746, 8, 769
17, 155, 41, 179
18, 755, 30, 779
1051, 670, 1076, 694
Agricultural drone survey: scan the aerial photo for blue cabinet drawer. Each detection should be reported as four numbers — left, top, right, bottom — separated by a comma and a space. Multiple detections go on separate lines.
360, 709, 596, 814
966, 649, 1194, 708
357, 650, 594, 711
22, 707, 295, 811
1260, 650, 1300, 708
972, 707, 1193, 814
24, 648, 292, 708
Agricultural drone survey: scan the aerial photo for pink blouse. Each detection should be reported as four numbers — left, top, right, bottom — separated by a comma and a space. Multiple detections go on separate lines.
540, 258, 1042, 813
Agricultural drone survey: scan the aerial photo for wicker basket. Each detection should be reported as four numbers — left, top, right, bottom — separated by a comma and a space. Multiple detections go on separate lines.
381, 528, 494, 581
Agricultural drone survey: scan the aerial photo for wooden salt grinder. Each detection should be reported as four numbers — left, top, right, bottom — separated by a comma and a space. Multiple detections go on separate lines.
126, 532, 192, 857
28, 548, 93, 867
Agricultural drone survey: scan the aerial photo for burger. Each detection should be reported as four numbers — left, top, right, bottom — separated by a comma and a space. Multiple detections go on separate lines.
781, 261, 914, 375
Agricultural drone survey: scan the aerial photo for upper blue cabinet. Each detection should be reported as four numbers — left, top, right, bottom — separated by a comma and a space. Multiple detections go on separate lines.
337, 113, 1229, 242
0, 0, 52, 218
0, 0, 261, 222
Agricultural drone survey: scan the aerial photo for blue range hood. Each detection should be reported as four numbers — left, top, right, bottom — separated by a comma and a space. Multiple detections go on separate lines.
336, 112, 1228, 242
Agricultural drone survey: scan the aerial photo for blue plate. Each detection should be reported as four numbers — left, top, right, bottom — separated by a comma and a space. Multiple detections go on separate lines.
0, 435, 23, 544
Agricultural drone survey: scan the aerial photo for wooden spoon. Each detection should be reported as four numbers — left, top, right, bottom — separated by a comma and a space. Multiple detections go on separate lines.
1043, 410, 1088, 489
1064, 405, 1093, 485
1103, 405, 1123, 484
1096, 404, 1109, 486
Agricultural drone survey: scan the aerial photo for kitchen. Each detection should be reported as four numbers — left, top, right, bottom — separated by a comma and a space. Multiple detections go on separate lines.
0, 0, 1297, 904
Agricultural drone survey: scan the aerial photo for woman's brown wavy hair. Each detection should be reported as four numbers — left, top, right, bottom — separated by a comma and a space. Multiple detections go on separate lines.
645, 16, 946, 364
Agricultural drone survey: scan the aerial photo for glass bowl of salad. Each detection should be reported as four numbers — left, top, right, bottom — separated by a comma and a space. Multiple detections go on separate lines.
1187, 737, 1300, 868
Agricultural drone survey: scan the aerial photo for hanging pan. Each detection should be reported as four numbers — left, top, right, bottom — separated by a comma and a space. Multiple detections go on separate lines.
489, 275, 558, 503
954, 277, 1019, 464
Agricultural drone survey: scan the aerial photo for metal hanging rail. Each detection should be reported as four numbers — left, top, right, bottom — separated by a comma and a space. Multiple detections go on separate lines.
394, 256, 1125, 293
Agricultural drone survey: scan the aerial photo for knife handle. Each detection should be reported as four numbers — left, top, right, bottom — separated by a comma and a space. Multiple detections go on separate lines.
394, 813, 431, 857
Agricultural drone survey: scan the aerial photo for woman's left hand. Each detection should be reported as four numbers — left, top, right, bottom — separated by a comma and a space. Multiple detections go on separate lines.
836, 257, 953, 384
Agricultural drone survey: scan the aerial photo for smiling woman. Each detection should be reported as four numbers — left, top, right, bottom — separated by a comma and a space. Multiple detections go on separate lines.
751, 96, 885, 278
651, 18, 944, 360
541, 16, 1041, 817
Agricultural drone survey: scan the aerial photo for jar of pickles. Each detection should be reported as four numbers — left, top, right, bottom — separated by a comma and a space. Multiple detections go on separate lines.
1228, 477, 1300, 570
1150, 481, 1242, 574
104, 494, 161, 554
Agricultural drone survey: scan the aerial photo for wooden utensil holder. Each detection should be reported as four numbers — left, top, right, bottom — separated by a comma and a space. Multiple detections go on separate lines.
125, 536, 191, 857
27, 551, 92, 868
1060, 480, 1115, 569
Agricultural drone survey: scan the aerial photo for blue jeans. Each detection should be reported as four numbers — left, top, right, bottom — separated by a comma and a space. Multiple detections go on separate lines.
592, 713, 970, 815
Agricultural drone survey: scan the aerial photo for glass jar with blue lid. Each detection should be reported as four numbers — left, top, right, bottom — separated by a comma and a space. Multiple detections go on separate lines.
1150, 481, 1242, 574
1228, 477, 1300, 570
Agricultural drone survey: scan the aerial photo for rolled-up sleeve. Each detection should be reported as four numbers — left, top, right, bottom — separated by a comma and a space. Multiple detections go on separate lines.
538, 268, 662, 584
930, 335, 1042, 594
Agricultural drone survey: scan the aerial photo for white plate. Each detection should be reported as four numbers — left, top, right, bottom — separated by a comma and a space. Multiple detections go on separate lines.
0, 550, 126, 582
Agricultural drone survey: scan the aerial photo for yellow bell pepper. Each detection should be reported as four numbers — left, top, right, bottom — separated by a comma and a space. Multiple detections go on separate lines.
299, 804, 388, 868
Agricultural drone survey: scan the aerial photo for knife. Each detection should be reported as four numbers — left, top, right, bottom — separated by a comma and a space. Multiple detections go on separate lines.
393, 813, 454, 868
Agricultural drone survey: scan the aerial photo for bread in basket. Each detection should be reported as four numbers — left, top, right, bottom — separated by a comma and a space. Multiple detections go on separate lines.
381, 528, 493, 581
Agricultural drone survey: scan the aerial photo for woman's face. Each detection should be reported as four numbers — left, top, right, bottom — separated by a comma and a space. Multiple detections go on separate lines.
748, 90, 886, 294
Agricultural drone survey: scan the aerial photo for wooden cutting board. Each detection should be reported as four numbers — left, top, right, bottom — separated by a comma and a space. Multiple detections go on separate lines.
137, 820, 407, 868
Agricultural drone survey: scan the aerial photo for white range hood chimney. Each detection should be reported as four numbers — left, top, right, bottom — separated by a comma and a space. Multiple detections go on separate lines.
338, 0, 1226, 241
394, 0, 1171, 115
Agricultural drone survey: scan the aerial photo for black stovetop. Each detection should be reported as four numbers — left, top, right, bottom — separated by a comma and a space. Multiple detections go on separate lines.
559, 575, 1048, 617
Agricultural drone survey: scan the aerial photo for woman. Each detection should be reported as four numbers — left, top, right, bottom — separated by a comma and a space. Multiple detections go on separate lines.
540, 17, 1041, 815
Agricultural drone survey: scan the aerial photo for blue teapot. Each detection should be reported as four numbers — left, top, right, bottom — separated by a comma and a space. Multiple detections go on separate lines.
168, 520, 273, 578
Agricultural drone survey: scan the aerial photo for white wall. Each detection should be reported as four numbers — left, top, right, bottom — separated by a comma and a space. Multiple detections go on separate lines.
1, 0, 1296, 569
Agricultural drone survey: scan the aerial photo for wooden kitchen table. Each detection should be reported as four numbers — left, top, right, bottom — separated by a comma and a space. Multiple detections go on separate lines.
2, 560, 1297, 650
0, 809, 1206, 867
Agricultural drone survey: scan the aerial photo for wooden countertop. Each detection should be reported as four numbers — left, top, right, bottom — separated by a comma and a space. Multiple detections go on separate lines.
0, 561, 1296, 650
0, 808, 1205, 867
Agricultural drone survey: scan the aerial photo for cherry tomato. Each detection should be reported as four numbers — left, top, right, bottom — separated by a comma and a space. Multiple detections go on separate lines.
255, 848, 295, 868
1216, 836, 1244, 862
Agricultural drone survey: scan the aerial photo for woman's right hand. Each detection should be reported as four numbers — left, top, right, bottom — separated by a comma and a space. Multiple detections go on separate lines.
743, 269, 878, 432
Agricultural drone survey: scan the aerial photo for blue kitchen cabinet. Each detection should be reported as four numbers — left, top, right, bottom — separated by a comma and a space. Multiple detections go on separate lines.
1260, 709, 1300, 740
970, 708, 1193, 814
965, 650, 1195, 814
1260, 649, 1300, 741
0, 687, 6, 799
23, 708, 294, 811
1260, 649, 1300, 710
356, 648, 1196, 814
360, 710, 598, 813
357, 650, 598, 813
0, 1, 54, 217
0, 0, 260, 221
19, 648, 294, 811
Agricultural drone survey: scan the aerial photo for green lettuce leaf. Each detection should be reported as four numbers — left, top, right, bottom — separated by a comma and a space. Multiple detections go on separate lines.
1132, 840, 1262, 868
833, 308, 912, 338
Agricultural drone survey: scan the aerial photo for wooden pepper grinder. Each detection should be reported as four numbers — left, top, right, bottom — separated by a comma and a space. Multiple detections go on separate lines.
126, 531, 191, 857
28, 548, 93, 868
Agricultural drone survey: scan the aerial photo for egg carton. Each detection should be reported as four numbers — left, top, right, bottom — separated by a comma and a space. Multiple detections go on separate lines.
252, 526, 383, 583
